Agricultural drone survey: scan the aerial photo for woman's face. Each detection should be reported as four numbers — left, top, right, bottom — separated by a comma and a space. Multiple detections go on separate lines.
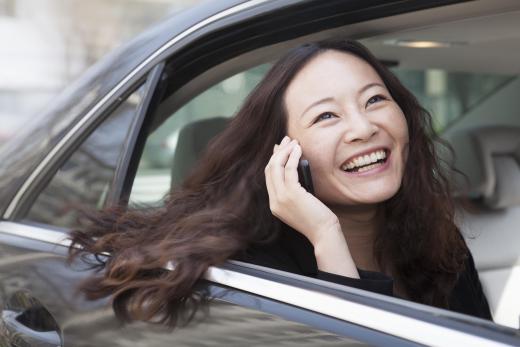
284, 50, 409, 207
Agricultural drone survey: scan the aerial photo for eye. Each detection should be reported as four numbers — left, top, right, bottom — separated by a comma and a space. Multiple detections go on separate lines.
366, 94, 387, 107
313, 112, 336, 124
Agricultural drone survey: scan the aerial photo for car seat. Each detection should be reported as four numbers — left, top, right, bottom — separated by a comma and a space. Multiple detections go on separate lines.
170, 117, 229, 188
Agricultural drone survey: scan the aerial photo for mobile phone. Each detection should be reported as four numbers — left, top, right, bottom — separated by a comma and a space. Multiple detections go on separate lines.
297, 159, 315, 195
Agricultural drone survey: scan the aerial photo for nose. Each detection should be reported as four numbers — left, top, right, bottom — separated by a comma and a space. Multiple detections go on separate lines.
342, 112, 378, 143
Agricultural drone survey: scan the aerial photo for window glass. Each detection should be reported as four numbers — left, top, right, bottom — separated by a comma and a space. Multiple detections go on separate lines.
25, 84, 146, 228
390, 68, 513, 132
130, 63, 271, 205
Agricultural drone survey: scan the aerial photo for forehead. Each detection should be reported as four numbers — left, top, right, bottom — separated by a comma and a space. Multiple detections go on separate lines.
284, 50, 384, 111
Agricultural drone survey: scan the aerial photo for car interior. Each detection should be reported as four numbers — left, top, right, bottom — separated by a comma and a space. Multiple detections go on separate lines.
129, 0, 520, 329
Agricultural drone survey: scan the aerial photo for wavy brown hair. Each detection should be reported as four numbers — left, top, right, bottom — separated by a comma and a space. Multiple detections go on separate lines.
69, 39, 467, 325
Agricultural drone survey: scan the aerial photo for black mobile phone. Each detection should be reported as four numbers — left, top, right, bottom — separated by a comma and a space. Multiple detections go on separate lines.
297, 159, 315, 195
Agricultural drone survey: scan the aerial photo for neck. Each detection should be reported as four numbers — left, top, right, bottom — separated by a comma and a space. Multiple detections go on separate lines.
329, 204, 382, 271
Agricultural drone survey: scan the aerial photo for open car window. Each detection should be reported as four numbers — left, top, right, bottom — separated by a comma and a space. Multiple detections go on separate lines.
130, 63, 272, 205
129, 25, 520, 331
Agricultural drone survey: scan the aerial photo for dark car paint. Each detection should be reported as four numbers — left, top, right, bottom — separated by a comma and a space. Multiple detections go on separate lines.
0, 236, 421, 347
2, 228, 519, 346
3, 0, 519, 345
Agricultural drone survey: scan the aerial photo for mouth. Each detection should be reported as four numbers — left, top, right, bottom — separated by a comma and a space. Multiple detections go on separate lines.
340, 148, 390, 173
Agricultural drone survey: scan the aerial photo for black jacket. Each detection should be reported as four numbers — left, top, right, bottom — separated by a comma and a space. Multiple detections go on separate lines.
236, 228, 493, 321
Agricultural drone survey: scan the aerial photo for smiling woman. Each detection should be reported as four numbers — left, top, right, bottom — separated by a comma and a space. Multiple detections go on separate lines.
284, 51, 409, 207
69, 39, 492, 326
265, 49, 410, 280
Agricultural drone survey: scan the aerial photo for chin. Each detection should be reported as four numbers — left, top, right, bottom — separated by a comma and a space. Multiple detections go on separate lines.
318, 185, 401, 206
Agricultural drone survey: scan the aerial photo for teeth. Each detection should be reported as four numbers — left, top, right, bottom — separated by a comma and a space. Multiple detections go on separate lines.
341, 150, 387, 172
358, 163, 379, 172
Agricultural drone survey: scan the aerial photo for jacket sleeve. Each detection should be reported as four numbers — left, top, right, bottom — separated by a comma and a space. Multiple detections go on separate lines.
317, 268, 394, 296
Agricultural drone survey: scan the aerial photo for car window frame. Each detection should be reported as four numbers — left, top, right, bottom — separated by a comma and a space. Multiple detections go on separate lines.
105, 63, 166, 206
221, 261, 520, 344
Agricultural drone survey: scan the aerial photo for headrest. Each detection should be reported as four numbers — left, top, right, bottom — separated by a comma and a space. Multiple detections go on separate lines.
171, 117, 229, 187
446, 126, 520, 209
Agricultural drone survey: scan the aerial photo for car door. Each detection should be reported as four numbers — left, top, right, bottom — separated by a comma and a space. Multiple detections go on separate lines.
2, 0, 520, 346
0, 236, 418, 347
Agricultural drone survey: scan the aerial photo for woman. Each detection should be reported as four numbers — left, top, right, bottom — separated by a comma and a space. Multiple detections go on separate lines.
69, 39, 492, 326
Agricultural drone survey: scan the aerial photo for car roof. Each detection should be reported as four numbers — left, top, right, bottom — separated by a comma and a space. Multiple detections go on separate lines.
0, 0, 250, 209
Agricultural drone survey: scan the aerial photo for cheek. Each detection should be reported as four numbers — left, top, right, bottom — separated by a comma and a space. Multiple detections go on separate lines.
391, 111, 410, 179
300, 136, 334, 167
300, 138, 338, 193
391, 109, 409, 149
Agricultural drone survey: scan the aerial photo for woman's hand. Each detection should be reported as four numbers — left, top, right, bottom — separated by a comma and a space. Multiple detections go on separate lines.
265, 136, 337, 245
265, 136, 359, 278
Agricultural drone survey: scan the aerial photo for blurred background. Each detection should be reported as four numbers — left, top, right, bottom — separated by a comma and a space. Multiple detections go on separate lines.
0, 0, 201, 147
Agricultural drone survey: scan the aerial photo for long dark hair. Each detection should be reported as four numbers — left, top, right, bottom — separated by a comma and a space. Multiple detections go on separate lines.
69, 39, 466, 325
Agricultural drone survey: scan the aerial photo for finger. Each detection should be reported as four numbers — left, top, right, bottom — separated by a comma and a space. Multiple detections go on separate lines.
269, 140, 297, 193
265, 154, 281, 204
265, 163, 276, 204
285, 143, 302, 187
270, 139, 296, 169
273, 136, 289, 153
266, 142, 289, 197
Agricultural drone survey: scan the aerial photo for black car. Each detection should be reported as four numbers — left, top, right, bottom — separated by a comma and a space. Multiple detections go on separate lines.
1, 0, 520, 346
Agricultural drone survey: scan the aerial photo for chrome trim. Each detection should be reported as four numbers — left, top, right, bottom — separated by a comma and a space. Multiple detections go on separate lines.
3, 0, 272, 219
0, 221, 71, 248
204, 267, 508, 347
0, 221, 512, 347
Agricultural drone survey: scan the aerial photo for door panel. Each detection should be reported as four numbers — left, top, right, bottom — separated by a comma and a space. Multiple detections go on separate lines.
0, 234, 404, 346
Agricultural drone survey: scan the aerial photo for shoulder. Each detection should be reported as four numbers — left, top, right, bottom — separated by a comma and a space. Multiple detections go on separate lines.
234, 225, 318, 276
234, 241, 299, 273
449, 247, 493, 320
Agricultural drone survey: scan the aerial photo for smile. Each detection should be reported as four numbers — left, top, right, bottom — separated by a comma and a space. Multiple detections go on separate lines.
341, 149, 388, 173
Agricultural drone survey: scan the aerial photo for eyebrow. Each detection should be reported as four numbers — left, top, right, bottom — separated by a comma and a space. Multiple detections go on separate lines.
300, 82, 386, 118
